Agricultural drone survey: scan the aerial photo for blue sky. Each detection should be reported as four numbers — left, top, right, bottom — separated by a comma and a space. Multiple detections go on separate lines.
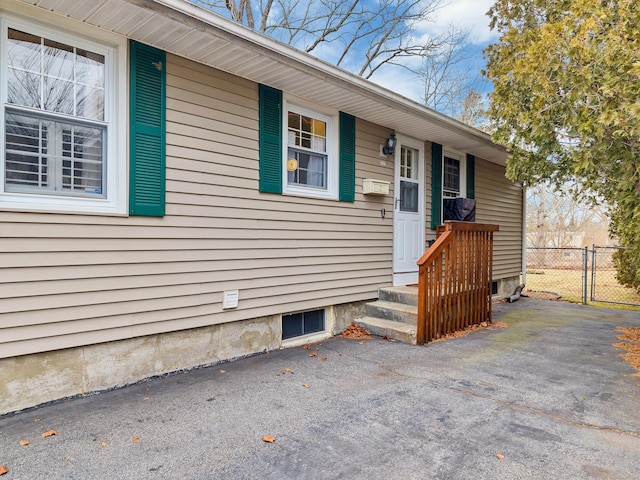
190, 0, 499, 108
372, 0, 499, 104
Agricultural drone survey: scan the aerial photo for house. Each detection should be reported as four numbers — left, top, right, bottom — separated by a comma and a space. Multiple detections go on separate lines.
0, 0, 524, 414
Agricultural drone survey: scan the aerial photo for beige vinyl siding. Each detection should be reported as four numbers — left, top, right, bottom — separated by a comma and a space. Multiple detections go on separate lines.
474, 158, 523, 279
423, 149, 522, 280
0, 54, 394, 359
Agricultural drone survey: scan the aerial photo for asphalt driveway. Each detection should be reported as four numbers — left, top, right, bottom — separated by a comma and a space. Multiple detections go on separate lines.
1, 298, 639, 479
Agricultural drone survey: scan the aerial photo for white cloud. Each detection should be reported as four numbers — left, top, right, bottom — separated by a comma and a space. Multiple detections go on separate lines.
371, 66, 425, 105
417, 0, 498, 44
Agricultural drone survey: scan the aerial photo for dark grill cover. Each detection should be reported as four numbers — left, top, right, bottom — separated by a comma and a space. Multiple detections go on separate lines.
443, 198, 476, 222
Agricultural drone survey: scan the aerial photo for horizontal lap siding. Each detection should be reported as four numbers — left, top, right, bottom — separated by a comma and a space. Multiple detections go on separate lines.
0, 55, 392, 358
474, 158, 523, 279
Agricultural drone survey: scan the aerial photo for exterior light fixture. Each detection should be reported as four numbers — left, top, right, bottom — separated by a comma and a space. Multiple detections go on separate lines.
382, 132, 397, 155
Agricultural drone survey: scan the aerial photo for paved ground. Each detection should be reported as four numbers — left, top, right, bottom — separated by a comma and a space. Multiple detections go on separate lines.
1, 298, 639, 479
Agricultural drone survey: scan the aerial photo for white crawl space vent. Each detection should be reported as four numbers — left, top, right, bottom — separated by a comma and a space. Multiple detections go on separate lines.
222, 290, 239, 309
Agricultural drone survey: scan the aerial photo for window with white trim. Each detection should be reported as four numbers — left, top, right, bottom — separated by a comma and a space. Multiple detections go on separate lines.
282, 309, 325, 340
0, 17, 125, 214
443, 154, 466, 198
284, 103, 337, 198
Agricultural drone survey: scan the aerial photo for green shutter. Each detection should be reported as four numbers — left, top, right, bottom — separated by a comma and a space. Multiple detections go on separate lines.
431, 142, 443, 229
339, 112, 356, 202
466, 154, 475, 199
259, 84, 283, 194
129, 40, 166, 216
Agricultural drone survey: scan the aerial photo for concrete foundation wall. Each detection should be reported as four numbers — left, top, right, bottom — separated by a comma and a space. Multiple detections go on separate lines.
1, 301, 369, 416
496, 275, 521, 300
1, 314, 283, 415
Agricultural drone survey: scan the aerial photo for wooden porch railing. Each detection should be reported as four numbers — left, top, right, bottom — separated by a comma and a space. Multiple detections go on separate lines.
416, 221, 499, 344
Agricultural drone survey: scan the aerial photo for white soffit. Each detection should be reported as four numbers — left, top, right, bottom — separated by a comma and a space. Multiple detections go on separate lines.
13, 0, 508, 165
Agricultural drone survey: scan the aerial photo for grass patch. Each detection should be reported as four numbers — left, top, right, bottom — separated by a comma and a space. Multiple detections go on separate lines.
525, 268, 640, 307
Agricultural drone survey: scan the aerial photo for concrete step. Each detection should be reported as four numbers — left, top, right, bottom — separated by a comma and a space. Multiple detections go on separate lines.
365, 300, 417, 325
378, 286, 418, 306
355, 316, 417, 345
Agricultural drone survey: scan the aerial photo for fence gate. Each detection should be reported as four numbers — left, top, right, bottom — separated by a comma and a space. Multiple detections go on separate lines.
525, 246, 640, 307
590, 246, 640, 306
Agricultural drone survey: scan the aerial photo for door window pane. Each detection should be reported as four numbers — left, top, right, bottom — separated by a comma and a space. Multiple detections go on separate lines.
400, 180, 419, 213
401, 146, 418, 180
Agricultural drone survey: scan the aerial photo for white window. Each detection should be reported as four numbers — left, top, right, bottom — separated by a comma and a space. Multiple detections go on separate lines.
443, 153, 466, 198
283, 102, 338, 199
0, 16, 126, 214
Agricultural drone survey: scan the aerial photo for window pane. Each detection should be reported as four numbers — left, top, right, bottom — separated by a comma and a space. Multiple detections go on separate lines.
282, 310, 325, 340
313, 119, 326, 137
5, 114, 47, 188
43, 38, 74, 82
6, 29, 105, 121
76, 48, 105, 87
301, 115, 312, 133
61, 125, 104, 194
43, 76, 74, 115
77, 85, 104, 121
401, 146, 418, 180
287, 149, 327, 188
5, 110, 104, 197
444, 157, 460, 194
7, 68, 41, 108
400, 180, 419, 212
303, 310, 324, 334
7, 29, 41, 74
288, 112, 300, 130
282, 313, 303, 340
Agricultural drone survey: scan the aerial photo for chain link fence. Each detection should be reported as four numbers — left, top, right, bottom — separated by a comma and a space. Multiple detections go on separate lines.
525, 246, 640, 306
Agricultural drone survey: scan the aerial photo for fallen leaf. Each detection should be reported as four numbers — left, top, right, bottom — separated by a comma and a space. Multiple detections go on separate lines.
132, 436, 141, 442
302, 384, 310, 388
262, 435, 276, 443
322, 356, 328, 361
101, 442, 107, 447
303, 345, 311, 350
496, 454, 504, 460
19, 440, 29, 446
143, 397, 150, 401
341, 323, 371, 339
219, 370, 226, 374
0, 466, 8, 476
308, 352, 318, 357
284, 368, 292, 372
42, 430, 57, 438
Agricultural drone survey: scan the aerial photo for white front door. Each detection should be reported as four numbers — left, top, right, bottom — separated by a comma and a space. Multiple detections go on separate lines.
393, 136, 425, 286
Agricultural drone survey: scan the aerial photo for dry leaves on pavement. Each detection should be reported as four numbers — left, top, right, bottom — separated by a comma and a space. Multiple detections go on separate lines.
0, 466, 8, 476
41, 430, 57, 438
613, 326, 640, 376
19, 440, 29, 446
341, 323, 371, 339
430, 321, 508, 343
262, 435, 276, 443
